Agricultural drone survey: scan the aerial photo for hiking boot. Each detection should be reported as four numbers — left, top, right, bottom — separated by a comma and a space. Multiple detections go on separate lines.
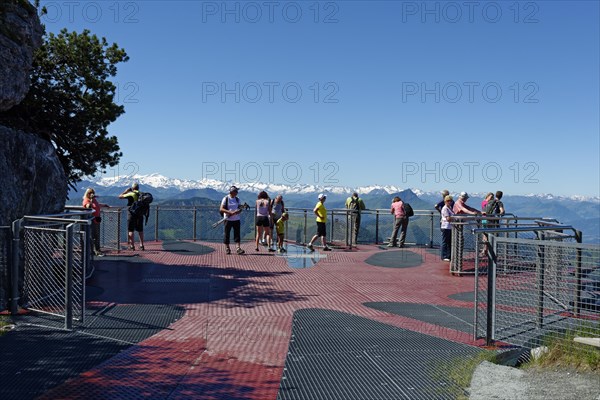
237, 248, 245, 255
140, 245, 145, 251
281, 248, 287, 253
129, 245, 135, 251
226, 248, 231, 255
268, 247, 276, 252
387, 243, 396, 248
307, 244, 314, 252
323, 246, 332, 251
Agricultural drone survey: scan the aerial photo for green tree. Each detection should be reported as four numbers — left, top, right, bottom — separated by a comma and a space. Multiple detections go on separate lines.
0, 28, 128, 184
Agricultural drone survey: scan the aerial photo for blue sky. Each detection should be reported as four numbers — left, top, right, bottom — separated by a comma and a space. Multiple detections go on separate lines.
40, 1, 599, 196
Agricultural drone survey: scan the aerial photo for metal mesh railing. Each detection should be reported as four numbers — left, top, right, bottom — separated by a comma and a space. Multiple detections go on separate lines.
449, 216, 565, 275
100, 206, 260, 251
475, 234, 599, 358
0, 226, 11, 311
17, 213, 91, 329
23, 226, 69, 317
99, 208, 122, 250
97, 206, 451, 251
285, 208, 310, 245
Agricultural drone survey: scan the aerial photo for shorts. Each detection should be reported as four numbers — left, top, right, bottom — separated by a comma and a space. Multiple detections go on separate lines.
316, 222, 326, 237
256, 216, 270, 227
127, 215, 144, 232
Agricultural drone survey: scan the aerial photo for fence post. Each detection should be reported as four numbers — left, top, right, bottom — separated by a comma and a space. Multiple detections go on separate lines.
65, 224, 74, 330
574, 230, 583, 317
303, 210, 307, 245
10, 219, 23, 315
329, 209, 334, 244
486, 235, 497, 346
345, 210, 349, 248
375, 210, 379, 245
348, 211, 353, 249
450, 224, 464, 274
116, 209, 121, 254
536, 234, 546, 329
81, 222, 90, 325
154, 206, 159, 241
193, 207, 197, 242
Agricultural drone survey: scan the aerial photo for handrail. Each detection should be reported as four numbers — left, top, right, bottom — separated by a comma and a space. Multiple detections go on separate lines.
26, 210, 94, 219
22, 215, 92, 225
472, 225, 576, 234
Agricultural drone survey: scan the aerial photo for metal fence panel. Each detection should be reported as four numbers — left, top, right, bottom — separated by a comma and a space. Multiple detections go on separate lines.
23, 226, 68, 318
99, 209, 122, 250
286, 209, 309, 245
22, 223, 87, 327
476, 235, 599, 357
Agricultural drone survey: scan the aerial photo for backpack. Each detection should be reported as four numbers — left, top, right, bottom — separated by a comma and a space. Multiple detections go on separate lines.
403, 202, 414, 217
485, 199, 500, 215
347, 196, 359, 210
129, 192, 153, 224
270, 199, 285, 216
221, 195, 240, 217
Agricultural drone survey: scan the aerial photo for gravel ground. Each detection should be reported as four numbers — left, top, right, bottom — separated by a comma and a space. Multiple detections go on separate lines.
468, 361, 600, 400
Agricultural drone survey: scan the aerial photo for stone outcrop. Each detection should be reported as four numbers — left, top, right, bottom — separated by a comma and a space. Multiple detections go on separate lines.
0, 0, 43, 111
0, 126, 67, 226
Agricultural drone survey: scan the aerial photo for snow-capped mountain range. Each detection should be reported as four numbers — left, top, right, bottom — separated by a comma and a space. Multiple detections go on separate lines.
83, 173, 599, 201
72, 173, 599, 243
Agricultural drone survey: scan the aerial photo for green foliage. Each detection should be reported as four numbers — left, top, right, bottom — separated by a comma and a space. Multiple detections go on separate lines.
0, 28, 128, 185
431, 350, 498, 399
525, 326, 600, 372
0, 316, 11, 337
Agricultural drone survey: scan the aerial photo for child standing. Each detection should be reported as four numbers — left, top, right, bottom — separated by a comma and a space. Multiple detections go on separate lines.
276, 212, 289, 253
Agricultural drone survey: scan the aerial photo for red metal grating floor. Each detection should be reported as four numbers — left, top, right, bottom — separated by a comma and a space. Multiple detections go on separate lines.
38, 242, 480, 399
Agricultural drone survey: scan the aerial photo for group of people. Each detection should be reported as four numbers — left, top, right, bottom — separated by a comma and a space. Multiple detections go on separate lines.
436, 190, 506, 262
82, 183, 147, 256
85, 182, 505, 261
219, 186, 290, 255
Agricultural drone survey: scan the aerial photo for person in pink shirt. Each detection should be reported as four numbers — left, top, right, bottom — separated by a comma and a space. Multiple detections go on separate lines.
82, 188, 109, 256
481, 192, 494, 212
388, 196, 409, 248
452, 192, 480, 215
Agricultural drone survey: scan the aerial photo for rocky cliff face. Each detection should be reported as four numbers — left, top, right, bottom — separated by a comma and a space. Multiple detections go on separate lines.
0, 1, 66, 311
0, 0, 43, 112
0, 126, 67, 225
0, 1, 64, 225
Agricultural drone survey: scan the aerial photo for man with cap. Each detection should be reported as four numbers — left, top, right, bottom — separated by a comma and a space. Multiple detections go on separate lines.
307, 193, 331, 252
219, 186, 245, 255
452, 192, 480, 215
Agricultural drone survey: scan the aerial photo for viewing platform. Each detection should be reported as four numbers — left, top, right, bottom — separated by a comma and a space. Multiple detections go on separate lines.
1, 209, 598, 399
2, 241, 488, 399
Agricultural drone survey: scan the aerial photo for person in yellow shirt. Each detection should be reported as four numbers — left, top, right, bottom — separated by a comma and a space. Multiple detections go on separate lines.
307, 194, 331, 252
275, 212, 289, 253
